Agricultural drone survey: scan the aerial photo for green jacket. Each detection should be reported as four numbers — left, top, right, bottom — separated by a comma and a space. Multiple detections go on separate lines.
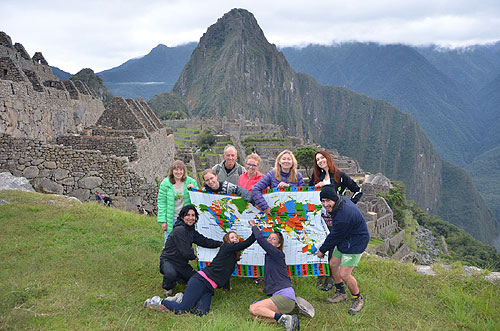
157, 176, 199, 232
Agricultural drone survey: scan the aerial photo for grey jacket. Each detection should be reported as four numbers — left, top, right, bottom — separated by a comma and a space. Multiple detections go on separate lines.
212, 161, 246, 185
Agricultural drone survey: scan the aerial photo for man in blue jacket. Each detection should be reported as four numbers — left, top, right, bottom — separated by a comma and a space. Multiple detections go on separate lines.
315, 185, 369, 315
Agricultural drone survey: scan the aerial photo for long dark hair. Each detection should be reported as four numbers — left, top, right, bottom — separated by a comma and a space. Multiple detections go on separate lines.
313, 150, 340, 184
223, 231, 241, 261
177, 205, 199, 223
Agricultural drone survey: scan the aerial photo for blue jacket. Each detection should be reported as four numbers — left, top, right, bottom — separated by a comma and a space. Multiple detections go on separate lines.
252, 226, 293, 296
319, 197, 370, 254
252, 169, 305, 210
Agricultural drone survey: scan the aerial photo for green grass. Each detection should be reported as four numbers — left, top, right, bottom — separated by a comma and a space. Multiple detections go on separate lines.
404, 214, 418, 250
1, 190, 499, 330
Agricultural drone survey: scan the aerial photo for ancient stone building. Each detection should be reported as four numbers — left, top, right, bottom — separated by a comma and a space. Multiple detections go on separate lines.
0, 31, 175, 210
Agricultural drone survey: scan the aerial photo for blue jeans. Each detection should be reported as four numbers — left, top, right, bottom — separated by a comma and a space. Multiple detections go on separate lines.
161, 274, 213, 316
164, 231, 169, 244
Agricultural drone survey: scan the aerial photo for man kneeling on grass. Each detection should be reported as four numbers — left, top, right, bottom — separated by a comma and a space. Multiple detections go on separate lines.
315, 185, 369, 315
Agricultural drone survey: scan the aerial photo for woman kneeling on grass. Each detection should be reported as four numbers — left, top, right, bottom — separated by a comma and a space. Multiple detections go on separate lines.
248, 220, 300, 331
144, 227, 256, 316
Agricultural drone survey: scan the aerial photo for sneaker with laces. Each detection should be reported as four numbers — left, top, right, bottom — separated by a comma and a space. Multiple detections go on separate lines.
348, 295, 364, 315
164, 292, 183, 303
326, 290, 348, 303
143, 296, 169, 312
278, 314, 300, 331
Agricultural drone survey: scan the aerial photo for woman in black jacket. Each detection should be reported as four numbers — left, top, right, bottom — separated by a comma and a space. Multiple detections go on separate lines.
159, 205, 222, 297
309, 151, 362, 203
145, 227, 256, 316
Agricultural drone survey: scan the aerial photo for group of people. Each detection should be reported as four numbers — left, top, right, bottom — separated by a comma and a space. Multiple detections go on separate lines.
146, 146, 369, 330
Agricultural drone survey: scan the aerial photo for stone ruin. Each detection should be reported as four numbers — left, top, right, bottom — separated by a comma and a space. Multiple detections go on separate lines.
0, 31, 176, 211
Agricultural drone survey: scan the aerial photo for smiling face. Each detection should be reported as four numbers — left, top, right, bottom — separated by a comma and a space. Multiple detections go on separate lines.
321, 198, 336, 213
228, 232, 239, 243
224, 147, 237, 169
267, 233, 281, 248
203, 172, 220, 190
279, 153, 293, 172
183, 209, 196, 226
173, 166, 185, 181
246, 158, 259, 176
315, 153, 328, 171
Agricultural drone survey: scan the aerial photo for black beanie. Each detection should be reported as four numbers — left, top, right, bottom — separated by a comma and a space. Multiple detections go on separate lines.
320, 185, 339, 202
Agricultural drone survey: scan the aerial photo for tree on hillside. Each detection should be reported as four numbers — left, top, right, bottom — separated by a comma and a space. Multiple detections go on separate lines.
295, 146, 317, 179
198, 129, 216, 151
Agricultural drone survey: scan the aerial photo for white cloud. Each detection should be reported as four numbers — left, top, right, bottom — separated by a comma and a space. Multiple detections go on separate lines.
2, 0, 500, 72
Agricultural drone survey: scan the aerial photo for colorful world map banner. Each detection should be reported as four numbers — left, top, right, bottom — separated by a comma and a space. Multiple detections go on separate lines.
189, 187, 331, 277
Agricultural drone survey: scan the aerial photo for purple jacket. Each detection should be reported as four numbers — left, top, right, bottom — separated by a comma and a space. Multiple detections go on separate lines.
252, 169, 305, 210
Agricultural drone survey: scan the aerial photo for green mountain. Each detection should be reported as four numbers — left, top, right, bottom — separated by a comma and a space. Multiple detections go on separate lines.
281, 43, 480, 166
172, 8, 499, 246
97, 43, 196, 99
147, 92, 188, 119
70, 68, 113, 105
51, 66, 72, 80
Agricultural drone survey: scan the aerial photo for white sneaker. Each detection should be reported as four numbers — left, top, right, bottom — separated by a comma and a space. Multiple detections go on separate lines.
164, 292, 183, 303
278, 314, 300, 331
143, 296, 169, 312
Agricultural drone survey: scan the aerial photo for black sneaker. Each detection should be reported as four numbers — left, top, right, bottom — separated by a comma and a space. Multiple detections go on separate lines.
348, 295, 364, 315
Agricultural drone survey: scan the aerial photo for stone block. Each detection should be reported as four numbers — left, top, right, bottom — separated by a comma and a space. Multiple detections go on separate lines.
54, 168, 69, 180
68, 188, 90, 201
78, 176, 103, 189
33, 178, 63, 194
44, 161, 57, 169
23, 166, 39, 178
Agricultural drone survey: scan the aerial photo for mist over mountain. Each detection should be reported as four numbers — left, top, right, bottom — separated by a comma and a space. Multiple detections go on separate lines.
170, 8, 499, 245
97, 43, 196, 99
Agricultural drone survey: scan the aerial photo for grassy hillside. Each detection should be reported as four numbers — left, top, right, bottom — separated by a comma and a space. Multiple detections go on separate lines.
1, 190, 499, 330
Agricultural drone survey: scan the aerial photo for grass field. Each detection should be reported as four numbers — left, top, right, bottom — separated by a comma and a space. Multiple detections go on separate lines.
1, 190, 499, 330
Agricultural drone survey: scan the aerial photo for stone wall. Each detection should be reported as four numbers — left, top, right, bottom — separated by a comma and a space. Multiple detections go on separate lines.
0, 134, 160, 210
0, 79, 104, 141
130, 127, 176, 184
56, 135, 139, 161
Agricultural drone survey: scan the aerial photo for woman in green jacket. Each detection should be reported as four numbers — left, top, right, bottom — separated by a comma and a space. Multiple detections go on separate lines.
157, 160, 199, 243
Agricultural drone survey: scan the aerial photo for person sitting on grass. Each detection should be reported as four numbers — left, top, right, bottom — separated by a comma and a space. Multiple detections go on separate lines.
144, 227, 256, 316
159, 205, 222, 297
248, 220, 300, 331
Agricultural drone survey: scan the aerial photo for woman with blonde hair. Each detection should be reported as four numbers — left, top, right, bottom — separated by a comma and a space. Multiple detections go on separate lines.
238, 153, 264, 191
252, 150, 305, 215
157, 160, 199, 243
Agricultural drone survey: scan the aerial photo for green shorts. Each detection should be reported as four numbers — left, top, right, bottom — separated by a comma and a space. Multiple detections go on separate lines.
332, 247, 363, 267
270, 295, 296, 314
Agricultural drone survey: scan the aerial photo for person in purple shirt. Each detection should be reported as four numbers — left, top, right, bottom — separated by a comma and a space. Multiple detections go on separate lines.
252, 150, 305, 216
248, 220, 299, 331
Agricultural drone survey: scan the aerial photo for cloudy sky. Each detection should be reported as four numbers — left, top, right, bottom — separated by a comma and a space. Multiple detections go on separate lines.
2, 0, 500, 73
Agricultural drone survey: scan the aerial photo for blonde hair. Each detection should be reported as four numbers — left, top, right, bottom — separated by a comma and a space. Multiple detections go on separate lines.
245, 153, 261, 165
274, 150, 298, 183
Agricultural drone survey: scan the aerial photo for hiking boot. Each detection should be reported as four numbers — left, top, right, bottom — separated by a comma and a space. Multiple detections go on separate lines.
321, 282, 334, 291
278, 314, 300, 331
163, 289, 173, 297
315, 276, 326, 289
143, 296, 169, 312
348, 295, 364, 315
326, 290, 348, 303
164, 292, 183, 303
295, 296, 315, 318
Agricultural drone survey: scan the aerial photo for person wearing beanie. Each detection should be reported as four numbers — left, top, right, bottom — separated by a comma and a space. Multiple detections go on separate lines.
316, 185, 370, 315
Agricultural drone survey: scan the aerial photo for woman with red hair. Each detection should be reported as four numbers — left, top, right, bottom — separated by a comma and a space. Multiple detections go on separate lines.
309, 151, 362, 203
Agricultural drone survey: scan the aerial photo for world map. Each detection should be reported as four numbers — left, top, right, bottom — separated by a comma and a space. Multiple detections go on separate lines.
190, 187, 331, 276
